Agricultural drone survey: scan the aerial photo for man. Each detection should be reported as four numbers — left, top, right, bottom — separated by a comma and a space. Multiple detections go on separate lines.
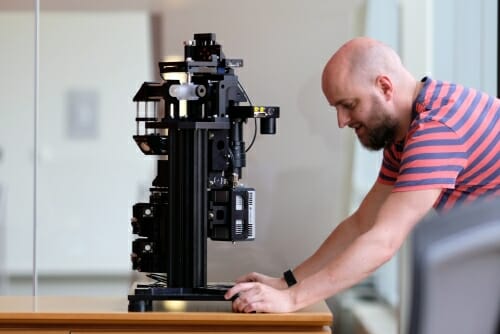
224, 37, 500, 313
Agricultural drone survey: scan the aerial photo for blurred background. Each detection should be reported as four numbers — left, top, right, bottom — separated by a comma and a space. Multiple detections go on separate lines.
0, 0, 497, 333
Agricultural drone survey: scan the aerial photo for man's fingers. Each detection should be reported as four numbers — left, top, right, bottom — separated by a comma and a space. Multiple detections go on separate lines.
228, 281, 293, 313
243, 301, 259, 313
235, 272, 259, 283
224, 282, 257, 300
227, 283, 268, 313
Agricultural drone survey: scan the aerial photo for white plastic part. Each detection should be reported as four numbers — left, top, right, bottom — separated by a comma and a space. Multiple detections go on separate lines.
169, 84, 204, 101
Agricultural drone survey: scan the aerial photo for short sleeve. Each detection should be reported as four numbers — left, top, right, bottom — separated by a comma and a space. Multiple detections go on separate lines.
392, 120, 468, 192
377, 144, 402, 186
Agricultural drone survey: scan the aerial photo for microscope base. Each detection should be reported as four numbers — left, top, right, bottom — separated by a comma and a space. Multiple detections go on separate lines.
128, 283, 232, 312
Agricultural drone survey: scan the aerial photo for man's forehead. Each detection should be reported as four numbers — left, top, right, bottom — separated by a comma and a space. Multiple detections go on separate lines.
329, 80, 359, 106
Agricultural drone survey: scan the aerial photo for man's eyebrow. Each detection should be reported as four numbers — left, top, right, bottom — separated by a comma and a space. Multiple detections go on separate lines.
331, 98, 351, 106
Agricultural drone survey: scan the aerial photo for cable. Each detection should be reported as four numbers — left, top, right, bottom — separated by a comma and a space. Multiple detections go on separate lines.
146, 273, 168, 286
237, 82, 257, 153
245, 119, 257, 152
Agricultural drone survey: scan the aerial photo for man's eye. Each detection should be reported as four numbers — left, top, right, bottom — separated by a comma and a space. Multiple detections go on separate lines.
344, 103, 355, 110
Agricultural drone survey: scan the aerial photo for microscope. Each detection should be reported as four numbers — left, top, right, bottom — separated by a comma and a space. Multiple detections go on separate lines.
128, 33, 279, 312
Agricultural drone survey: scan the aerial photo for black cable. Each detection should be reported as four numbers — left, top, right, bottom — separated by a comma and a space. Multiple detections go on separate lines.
146, 273, 168, 286
238, 82, 258, 153
245, 118, 258, 152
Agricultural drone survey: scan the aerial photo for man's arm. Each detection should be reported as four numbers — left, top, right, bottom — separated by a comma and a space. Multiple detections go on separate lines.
293, 182, 393, 280
226, 187, 441, 313
289, 188, 440, 310
233, 182, 393, 289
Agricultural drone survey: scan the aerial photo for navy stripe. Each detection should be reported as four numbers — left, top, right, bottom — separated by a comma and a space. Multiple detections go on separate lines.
413, 125, 457, 137
465, 101, 499, 153
481, 166, 500, 184
446, 160, 499, 208
401, 152, 467, 165
429, 87, 470, 121
396, 178, 456, 187
405, 137, 464, 152
428, 81, 443, 106
454, 191, 469, 207
440, 87, 471, 120
463, 135, 500, 183
386, 146, 400, 164
442, 84, 457, 104
402, 78, 499, 211
378, 173, 396, 182
435, 190, 452, 211
460, 94, 496, 136
382, 160, 399, 173
429, 81, 457, 108
401, 165, 463, 174
463, 151, 500, 184
454, 186, 498, 207
426, 82, 457, 110
453, 91, 483, 132
416, 78, 433, 103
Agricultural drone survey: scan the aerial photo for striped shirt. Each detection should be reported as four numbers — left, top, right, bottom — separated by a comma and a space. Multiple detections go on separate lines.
378, 77, 500, 211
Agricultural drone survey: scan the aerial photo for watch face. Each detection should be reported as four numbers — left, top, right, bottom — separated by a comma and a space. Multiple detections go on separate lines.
284, 270, 297, 287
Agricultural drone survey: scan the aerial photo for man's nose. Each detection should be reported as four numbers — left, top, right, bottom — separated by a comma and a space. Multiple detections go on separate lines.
337, 108, 351, 128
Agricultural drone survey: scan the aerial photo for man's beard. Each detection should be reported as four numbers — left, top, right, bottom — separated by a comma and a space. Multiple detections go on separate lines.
358, 98, 398, 151
363, 119, 397, 150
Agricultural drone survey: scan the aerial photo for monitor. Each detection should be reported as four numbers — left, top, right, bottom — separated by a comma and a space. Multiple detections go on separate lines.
404, 198, 500, 334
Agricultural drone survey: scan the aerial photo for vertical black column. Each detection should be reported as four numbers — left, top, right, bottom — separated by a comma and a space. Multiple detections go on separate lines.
167, 127, 208, 288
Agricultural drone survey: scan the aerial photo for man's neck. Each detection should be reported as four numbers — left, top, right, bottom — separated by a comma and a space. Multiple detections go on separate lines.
395, 79, 423, 142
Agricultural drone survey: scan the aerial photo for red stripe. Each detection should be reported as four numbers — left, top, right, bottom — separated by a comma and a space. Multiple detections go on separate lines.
430, 83, 451, 110
450, 91, 490, 133
397, 171, 460, 183
422, 79, 438, 105
462, 157, 499, 186
379, 79, 499, 211
377, 177, 395, 185
403, 144, 465, 157
428, 85, 465, 121
460, 132, 498, 179
444, 89, 477, 126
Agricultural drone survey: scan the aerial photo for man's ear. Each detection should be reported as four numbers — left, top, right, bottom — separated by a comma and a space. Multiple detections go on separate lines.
376, 75, 393, 101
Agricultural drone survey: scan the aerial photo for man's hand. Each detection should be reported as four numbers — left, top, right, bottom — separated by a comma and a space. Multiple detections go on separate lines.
224, 282, 297, 313
235, 272, 288, 290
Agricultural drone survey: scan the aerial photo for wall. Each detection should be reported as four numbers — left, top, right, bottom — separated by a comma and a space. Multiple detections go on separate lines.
432, 0, 497, 95
154, 0, 360, 280
0, 186, 6, 293
0, 11, 154, 294
0, 0, 362, 294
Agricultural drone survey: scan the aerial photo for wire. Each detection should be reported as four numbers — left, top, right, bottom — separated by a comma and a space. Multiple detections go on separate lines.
237, 82, 257, 153
146, 273, 168, 286
245, 119, 257, 152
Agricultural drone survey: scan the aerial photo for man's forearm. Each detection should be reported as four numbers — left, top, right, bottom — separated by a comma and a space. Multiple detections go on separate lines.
290, 228, 396, 310
293, 213, 364, 281
290, 188, 439, 310
292, 183, 392, 283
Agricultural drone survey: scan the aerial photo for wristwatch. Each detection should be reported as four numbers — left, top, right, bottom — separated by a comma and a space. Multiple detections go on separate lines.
283, 269, 297, 287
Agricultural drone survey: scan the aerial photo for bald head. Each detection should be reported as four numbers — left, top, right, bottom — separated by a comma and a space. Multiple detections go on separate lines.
322, 37, 407, 105
321, 37, 421, 148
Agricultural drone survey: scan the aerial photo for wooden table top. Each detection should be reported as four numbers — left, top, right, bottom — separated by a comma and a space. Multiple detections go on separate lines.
0, 296, 333, 330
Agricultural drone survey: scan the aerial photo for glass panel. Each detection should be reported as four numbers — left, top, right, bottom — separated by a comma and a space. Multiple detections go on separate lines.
0, 0, 36, 295
31, 0, 360, 298
37, 4, 155, 295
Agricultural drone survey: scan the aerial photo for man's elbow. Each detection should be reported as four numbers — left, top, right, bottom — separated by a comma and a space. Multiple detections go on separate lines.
364, 229, 402, 265
378, 241, 397, 265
